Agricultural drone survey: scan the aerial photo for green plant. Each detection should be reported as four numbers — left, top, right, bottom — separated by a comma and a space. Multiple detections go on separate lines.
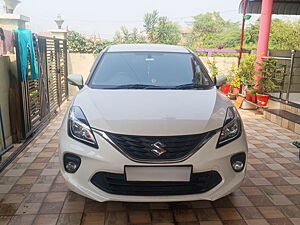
235, 54, 257, 86
225, 63, 237, 84
248, 88, 258, 94
207, 58, 219, 79
257, 58, 285, 94
67, 31, 111, 54
230, 76, 241, 88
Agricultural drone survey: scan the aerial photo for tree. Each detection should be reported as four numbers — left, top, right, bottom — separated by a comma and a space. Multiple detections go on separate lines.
269, 19, 300, 50
144, 10, 159, 42
113, 26, 145, 44
189, 12, 241, 49
244, 21, 260, 49
192, 12, 228, 36
143, 10, 181, 45
154, 17, 181, 45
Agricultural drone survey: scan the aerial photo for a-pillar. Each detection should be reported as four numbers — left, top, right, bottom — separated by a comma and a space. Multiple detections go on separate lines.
255, 0, 274, 83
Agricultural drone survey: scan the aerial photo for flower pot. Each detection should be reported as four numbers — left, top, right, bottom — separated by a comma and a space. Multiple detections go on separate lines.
246, 91, 251, 101
232, 87, 240, 95
256, 94, 270, 106
221, 84, 231, 94
250, 93, 257, 103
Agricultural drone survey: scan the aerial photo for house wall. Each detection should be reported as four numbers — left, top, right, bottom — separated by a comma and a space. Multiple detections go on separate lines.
67, 53, 98, 96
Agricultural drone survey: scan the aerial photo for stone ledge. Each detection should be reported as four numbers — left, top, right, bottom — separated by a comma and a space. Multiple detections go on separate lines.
264, 109, 300, 134
265, 109, 300, 124
0, 14, 30, 22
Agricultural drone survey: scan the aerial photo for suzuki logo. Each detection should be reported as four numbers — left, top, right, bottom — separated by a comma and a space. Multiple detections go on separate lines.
151, 141, 167, 156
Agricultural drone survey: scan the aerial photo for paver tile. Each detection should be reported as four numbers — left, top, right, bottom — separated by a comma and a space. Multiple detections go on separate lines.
1, 102, 300, 225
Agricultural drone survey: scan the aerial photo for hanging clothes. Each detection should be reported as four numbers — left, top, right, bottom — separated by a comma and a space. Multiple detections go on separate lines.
0, 28, 15, 56
0, 28, 4, 55
13, 29, 39, 81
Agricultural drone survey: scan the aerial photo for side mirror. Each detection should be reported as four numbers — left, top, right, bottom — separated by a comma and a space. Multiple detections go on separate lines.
214, 75, 227, 88
68, 74, 84, 89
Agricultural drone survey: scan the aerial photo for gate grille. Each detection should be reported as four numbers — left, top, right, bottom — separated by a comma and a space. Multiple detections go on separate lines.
46, 39, 59, 112
16, 34, 69, 138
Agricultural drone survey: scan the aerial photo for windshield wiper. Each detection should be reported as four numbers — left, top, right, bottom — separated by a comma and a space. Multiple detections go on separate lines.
111, 84, 162, 89
174, 83, 209, 90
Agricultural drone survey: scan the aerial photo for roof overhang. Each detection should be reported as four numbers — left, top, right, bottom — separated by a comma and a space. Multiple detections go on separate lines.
239, 0, 300, 15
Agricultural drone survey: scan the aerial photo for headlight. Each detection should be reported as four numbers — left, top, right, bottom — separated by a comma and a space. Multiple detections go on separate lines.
68, 106, 98, 148
217, 107, 242, 148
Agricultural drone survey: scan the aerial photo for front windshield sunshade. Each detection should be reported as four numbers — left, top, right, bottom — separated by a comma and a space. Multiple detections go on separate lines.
88, 52, 213, 89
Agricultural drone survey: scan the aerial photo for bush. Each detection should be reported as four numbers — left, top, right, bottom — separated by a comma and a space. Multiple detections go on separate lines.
257, 58, 285, 94
67, 31, 113, 54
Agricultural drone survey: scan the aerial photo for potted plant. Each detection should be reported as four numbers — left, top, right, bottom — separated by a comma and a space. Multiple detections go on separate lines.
235, 54, 257, 95
256, 58, 285, 106
221, 84, 231, 94
248, 88, 258, 103
230, 76, 241, 95
245, 89, 252, 101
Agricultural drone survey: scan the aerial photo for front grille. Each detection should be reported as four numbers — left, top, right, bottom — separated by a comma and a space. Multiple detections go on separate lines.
105, 130, 218, 162
91, 171, 222, 196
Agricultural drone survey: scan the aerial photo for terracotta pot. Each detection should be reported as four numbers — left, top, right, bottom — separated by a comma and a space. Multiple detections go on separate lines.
250, 93, 257, 103
256, 93, 270, 106
220, 84, 231, 94
232, 87, 240, 95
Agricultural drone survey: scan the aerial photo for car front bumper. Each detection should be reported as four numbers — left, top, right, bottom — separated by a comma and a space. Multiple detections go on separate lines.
59, 126, 248, 202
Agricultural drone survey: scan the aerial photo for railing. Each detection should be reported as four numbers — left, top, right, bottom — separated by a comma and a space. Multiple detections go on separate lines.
195, 48, 250, 57
267, 50, 300, 107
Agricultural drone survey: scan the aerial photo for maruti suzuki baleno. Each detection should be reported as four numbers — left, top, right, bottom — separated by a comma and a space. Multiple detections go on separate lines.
59, 44, 248, 202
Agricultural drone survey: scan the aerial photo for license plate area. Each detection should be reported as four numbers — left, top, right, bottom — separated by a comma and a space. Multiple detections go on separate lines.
125, 166, 192, 182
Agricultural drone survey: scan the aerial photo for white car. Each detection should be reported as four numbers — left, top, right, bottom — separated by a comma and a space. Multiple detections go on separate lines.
59, 44, 248, 202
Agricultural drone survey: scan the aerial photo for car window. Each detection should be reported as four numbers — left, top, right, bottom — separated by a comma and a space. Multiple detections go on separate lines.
89, 52, 213, 89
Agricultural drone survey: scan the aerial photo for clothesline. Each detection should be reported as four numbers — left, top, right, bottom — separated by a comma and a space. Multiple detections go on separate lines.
0, 28, 39, 81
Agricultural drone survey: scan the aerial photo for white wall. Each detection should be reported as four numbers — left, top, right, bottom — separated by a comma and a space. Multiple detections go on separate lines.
200, 57, 238, 76
67, 53, 98, 96
67, 53, 238, 95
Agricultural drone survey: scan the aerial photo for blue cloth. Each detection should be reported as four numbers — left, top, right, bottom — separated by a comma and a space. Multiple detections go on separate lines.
13, 29, 39, 81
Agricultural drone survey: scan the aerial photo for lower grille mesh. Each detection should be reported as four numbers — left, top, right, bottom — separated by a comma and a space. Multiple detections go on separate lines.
91, 171, 222, 196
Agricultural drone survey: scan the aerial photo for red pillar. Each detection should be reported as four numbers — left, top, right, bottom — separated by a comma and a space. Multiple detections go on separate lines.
255, 0, 274, 83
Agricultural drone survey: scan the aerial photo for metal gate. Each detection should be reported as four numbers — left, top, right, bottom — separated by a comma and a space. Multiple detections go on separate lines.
15, 35, 68, 139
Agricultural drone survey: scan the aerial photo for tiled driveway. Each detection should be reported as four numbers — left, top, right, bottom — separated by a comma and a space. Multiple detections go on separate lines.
1, 102, 300, 225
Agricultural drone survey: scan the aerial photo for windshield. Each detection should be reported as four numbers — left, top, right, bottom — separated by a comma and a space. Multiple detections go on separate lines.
88, 52, 213, 89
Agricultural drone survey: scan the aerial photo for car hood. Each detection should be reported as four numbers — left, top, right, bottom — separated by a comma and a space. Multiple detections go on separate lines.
73, 87, 232, 136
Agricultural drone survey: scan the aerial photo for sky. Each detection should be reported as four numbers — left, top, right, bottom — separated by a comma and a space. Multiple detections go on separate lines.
0, 0, 296, 40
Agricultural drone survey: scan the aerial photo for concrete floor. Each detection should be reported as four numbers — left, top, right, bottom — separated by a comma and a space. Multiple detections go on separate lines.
0, 101, 300, 225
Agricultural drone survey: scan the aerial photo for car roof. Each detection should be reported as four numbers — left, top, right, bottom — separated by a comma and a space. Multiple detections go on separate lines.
107, 44, 190, 53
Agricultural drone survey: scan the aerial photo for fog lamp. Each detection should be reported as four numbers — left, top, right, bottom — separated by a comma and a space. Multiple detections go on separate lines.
230, 152, 246, 172
64, 153, 81, 173
232, 161, 244, 172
